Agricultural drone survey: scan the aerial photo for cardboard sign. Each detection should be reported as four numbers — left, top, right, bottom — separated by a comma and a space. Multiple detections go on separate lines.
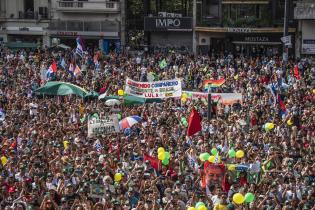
89, 184, 105, 198
88, 115, 119, 138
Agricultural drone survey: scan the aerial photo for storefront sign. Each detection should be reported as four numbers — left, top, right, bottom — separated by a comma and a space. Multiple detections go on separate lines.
56, 31, 78, 36
144, 17, 192, 31
125, 78, 182, 98
244, 36, 269, 42
88, 115, 119, 138
227, 28, 252, 33
302, 39, 315, 54
294, 3, 315, 19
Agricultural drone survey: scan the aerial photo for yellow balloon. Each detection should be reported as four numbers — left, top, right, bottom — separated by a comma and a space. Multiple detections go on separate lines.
118, 89, 124, 96
208, 155, 215, 163
233, 193, 245, 204
63, 140, 69, 150
287, 119, 293, 126
181, 97, 187, 102
114, 173, 122, 182
228, 164, 236, 171
158, 151, 165, 160
313, 89, 315, 94
187, 207, 196, 210
197, 206, 207, 210
182, 93, 188, 99
1, 156, 7, 166
266, 123, 274, 130
158, 147, 165, 154
235, 150, 245, 158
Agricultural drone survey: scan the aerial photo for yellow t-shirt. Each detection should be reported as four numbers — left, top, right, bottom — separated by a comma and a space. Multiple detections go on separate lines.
214, 204, 227, 210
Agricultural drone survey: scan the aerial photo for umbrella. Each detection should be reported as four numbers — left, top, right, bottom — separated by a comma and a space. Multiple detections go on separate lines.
105, 99, 121, 106
35, 81, 88, 98
119, 116, 142, 129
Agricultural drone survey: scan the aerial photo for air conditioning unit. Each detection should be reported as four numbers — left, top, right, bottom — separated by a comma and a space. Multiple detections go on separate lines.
199, 36, 210, 45
158, 12, 166, 17
173, 13, 182, 18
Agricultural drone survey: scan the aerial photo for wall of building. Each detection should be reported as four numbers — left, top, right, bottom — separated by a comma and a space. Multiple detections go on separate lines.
150, 32, 192, 50
301, 20, 315, 55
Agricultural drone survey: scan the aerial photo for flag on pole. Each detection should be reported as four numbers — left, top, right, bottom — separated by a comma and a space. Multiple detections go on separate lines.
74, 65, 81, 76
60, 58, 66, 69
293, 65, 301, 80
75, 37, 83, 58
46, 61, 57, 80
214, 153, 219, 164
159, 59, 167, 69
187, 108, 202, 136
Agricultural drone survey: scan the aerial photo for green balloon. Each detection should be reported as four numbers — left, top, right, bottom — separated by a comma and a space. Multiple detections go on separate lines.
162, 158, 169, 165
181, 117, 186, 122
199, 153, 210, 162
183, 121, 188, 127
228, 149, 236, 158
164, 151, 170, 160
211, 148, 218, 155
245, 192, 255, 203
117, 114, 121, 120
188, 93, 193, 97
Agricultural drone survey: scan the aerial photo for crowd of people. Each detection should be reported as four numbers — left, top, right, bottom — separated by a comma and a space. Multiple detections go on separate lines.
0, 47, 314, 210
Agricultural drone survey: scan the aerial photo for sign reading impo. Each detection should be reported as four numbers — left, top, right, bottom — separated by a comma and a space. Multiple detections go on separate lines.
144, 17, 192, 31
88, 115, 119, 138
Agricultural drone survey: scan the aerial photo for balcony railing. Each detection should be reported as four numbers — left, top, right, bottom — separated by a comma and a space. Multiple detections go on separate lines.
57, 1, 120, 13
49, 20, 119, 32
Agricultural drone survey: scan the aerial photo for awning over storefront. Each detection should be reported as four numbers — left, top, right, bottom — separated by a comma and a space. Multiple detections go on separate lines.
232, 41, 281, 45
195, 27, 296, 33
5, 42, 39, 49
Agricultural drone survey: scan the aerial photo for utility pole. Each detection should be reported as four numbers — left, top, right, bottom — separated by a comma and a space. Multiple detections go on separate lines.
282, 0, 289, 68
207, 93, 211, 121
192, 0, 197, 55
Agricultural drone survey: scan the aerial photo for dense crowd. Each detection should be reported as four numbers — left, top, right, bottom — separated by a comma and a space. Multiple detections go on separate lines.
0, 47, 314, 210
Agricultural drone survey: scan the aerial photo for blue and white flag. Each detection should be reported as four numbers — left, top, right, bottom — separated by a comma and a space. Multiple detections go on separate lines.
75, 37, 83, 58
67, 63, 74, 77
214, 153, 219, 164
60, 58, 66, 69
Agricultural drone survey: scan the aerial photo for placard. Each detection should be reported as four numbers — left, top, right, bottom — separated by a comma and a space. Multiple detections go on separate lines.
125, 78, 182, 98
89, 184, 105, 198
183, 91, 242, 105
88, 115, 119, 137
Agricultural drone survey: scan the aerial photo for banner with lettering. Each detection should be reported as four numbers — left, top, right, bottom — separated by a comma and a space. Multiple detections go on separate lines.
183, 91, 242, 105
88, 115, 119, 138
125, 78, 182, 98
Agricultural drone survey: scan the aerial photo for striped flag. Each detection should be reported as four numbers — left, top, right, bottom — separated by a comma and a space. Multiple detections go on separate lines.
75, 37, 83, 58
95, 143, 102, 152
214, 153, 219, 164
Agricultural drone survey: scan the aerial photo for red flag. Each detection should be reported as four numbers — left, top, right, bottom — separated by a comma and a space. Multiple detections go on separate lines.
294, 65, 301, 80
143, 153, 161, 171
187, 108, 202, 136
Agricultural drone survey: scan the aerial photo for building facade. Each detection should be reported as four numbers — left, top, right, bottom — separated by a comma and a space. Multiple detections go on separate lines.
0, 0, 124, 51
195, 0, 296, 57
294, 0, 315, 58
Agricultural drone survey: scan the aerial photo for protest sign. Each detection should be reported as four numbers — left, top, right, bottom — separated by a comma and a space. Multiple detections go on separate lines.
89, 184, 105, 198
124, 78, 182, 98
88, 114, 119, 137
182, 91, 242, 105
